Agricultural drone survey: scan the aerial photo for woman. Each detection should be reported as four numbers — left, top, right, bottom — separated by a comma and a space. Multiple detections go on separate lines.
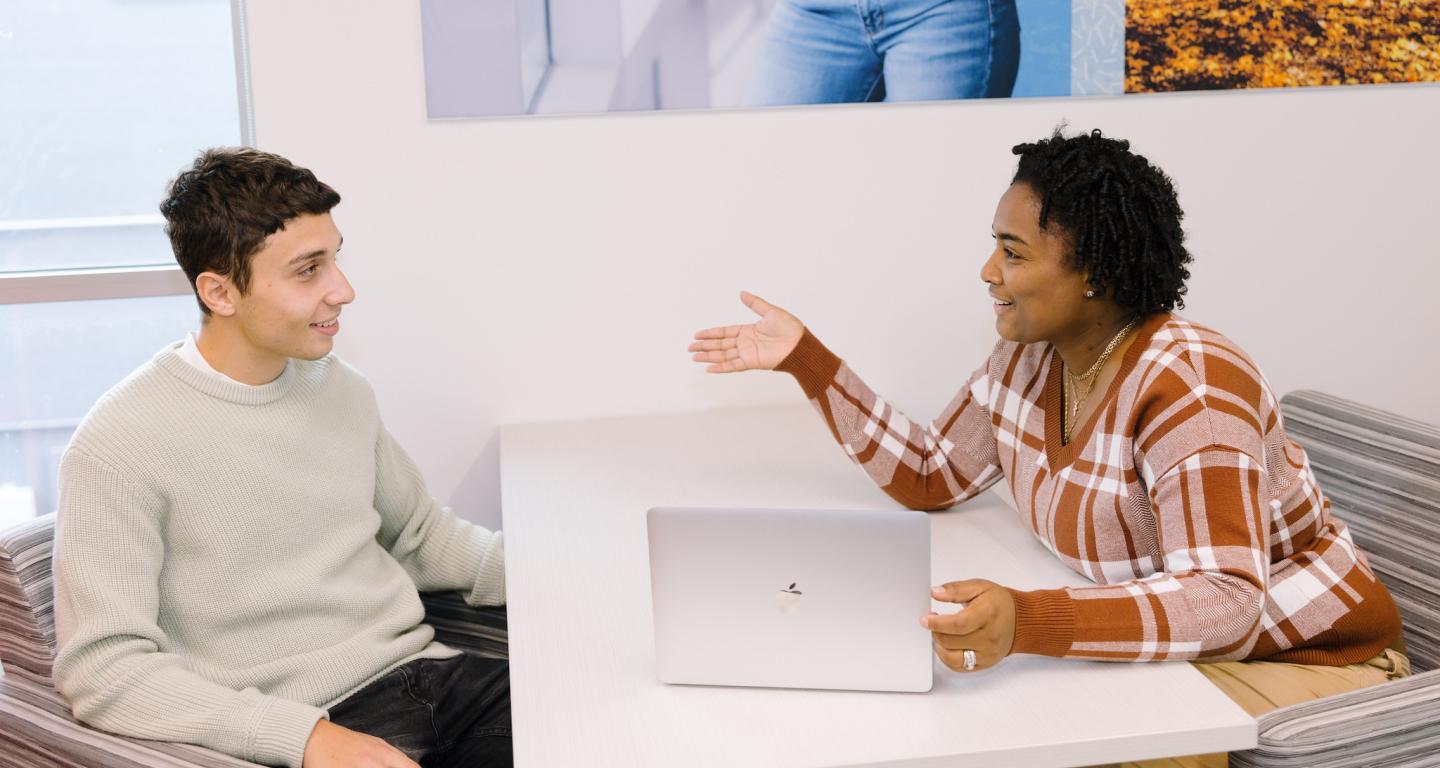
689, 129, 1408, 768
744, 0, 1019, 106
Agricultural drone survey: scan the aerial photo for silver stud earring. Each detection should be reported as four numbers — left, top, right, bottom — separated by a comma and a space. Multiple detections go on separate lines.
1085, 290, 1096, 298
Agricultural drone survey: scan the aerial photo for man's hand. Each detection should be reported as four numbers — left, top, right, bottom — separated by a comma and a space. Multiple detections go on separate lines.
302, 719, 420, 768
922, 579, 1017, 673
689, 291, 805, 373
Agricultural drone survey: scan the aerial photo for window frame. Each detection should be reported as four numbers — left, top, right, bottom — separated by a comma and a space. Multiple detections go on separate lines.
0, 0, 255, 307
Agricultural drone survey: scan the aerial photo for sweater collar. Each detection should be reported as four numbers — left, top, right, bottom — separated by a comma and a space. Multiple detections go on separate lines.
153, 341, 303, 405
1042, 312, 1172, 469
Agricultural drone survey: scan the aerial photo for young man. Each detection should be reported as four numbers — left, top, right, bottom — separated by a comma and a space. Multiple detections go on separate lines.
51, 148, 510, 768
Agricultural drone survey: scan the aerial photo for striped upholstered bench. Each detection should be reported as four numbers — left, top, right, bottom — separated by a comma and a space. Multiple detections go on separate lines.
0, 515, 507, 768
1230, 390, 1440, 768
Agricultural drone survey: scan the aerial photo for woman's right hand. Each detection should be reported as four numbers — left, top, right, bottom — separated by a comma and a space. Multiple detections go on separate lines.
689, 291, 805, 373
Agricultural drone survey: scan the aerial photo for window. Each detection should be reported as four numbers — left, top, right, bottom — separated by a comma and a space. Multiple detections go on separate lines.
0, 296, 200, 528
0, 0, 249, 525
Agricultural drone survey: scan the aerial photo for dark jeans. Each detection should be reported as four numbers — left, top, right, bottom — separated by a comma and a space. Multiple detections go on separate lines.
328, 652, 511, 767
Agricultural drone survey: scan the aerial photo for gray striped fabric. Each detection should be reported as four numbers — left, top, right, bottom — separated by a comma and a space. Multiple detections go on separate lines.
1232, 390, 1440, 768
419, 590, 509, 659
1278, 390, 1440, 673
1, 674, 257, 768
1230, 668, 1440, 768
0, 514, 508, 767
0, 514, 56, 688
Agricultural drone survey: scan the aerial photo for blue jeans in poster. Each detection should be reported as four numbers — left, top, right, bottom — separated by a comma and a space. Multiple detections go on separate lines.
326, 653, 512, 767
745, 0, 1020, 105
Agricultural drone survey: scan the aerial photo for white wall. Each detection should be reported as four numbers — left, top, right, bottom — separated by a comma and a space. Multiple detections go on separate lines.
244, 1, 1440, 531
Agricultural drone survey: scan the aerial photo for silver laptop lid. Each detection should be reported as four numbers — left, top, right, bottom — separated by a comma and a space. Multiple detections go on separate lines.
647, 506, 932, 693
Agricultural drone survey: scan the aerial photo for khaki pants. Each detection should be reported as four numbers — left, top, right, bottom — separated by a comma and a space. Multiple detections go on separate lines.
1094, 647, 1412, 768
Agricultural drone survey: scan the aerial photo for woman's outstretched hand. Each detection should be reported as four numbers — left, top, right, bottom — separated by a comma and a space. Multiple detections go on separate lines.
689, 291, 805, 373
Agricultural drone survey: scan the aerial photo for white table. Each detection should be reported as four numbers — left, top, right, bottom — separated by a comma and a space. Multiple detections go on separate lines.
500, 405, 1255, 767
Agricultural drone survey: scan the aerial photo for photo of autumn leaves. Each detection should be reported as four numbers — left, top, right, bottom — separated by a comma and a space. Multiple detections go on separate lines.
1126, 0, 1440, 92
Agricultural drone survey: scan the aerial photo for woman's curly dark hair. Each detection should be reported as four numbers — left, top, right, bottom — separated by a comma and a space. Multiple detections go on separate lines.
1011, 128, 1192, 315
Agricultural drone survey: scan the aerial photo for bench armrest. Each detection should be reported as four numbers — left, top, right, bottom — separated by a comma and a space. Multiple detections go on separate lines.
418, 590, 508, 659
1231, 669, 1440, 768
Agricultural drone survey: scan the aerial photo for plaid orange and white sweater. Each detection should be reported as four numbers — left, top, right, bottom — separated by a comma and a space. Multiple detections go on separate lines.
777, 312, 1401, 666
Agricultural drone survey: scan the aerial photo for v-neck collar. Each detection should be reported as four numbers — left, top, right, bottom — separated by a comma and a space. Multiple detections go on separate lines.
1043, 312, 1170, 469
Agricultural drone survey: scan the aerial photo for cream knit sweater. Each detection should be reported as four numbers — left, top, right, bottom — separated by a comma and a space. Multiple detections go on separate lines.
51, 342, 505, 767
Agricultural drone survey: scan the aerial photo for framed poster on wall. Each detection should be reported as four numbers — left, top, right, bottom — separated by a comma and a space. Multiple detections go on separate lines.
419, 0, 1440, 119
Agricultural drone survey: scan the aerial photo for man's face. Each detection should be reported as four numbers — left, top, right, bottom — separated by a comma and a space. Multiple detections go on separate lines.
230, 212, 353, 362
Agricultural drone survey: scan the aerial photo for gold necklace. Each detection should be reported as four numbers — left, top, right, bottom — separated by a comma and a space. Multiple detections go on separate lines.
1061, 317, 1138, 445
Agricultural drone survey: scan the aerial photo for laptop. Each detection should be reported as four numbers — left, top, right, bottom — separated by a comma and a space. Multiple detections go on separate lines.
646, 506, 933, 693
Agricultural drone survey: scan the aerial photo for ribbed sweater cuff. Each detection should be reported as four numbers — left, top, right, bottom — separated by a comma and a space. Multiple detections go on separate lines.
1009, 588, 1076, 657
250, 696, 328, 768
774, 330, 842, 399
466, 531, 507, 607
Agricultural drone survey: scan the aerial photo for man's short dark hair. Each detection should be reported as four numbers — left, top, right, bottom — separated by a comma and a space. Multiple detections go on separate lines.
1011, 128, 1192, 316
160, 148, 341, 314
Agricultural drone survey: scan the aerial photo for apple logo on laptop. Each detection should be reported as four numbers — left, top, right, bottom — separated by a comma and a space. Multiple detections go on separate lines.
776, 583, 802, 615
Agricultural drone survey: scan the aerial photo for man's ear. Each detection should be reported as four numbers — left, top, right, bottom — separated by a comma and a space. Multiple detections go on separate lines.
196, 272, 238, 317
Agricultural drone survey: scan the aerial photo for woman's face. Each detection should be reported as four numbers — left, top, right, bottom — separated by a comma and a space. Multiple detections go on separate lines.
980, 182, 1094, 345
